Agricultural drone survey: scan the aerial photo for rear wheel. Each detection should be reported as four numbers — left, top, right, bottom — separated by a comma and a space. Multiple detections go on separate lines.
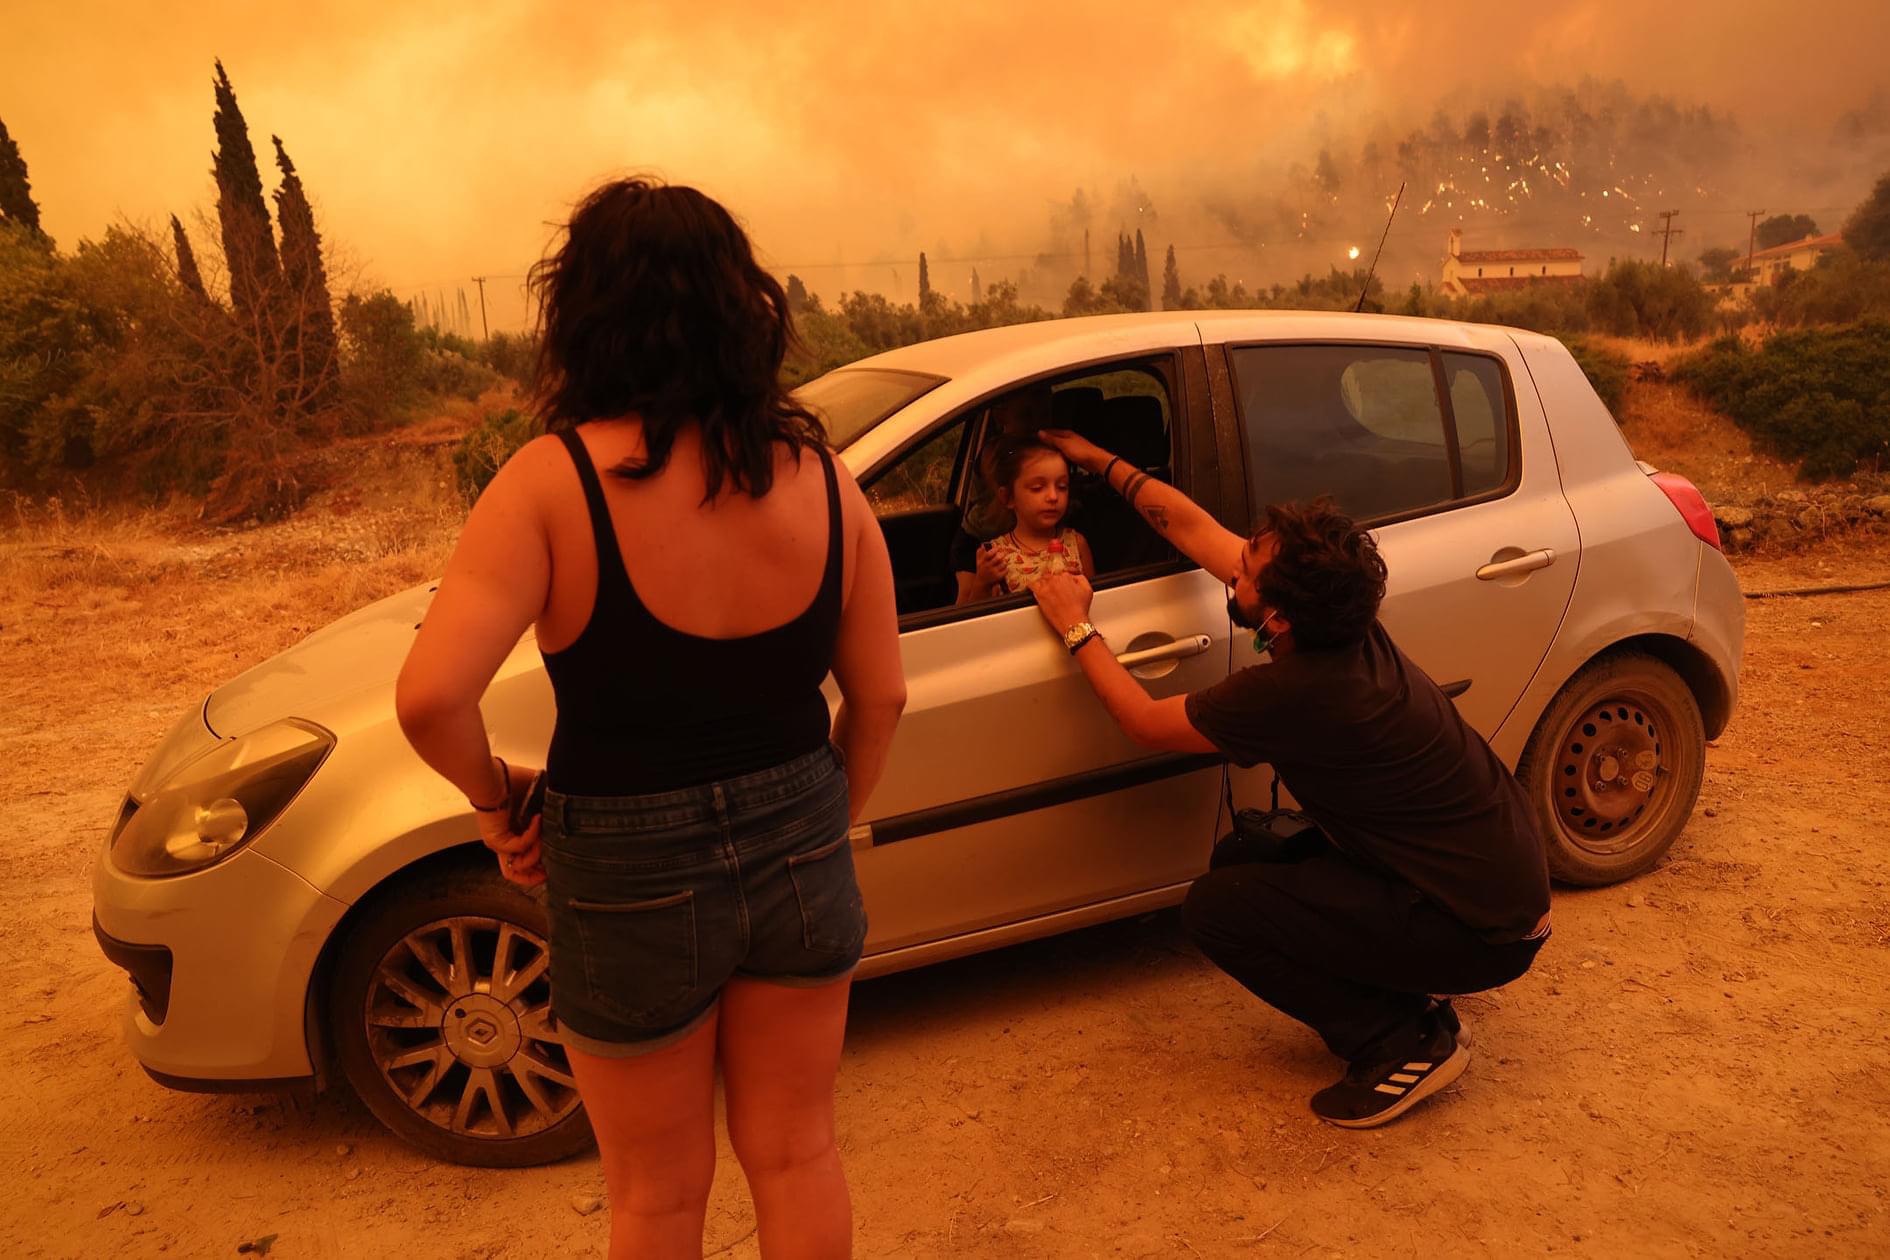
328, 860, 594, 1167
1516, 652, 1706, 886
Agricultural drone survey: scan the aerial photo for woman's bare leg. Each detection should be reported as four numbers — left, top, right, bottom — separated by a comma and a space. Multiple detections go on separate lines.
718, 975, 854, 1259
566, 1011, 721, 1260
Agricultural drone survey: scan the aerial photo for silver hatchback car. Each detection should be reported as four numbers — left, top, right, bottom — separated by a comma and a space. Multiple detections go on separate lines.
93, 310, 1743, 1166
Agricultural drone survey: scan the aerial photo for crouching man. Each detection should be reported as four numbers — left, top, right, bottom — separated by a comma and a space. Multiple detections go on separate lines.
1027, 428, 1550, 1129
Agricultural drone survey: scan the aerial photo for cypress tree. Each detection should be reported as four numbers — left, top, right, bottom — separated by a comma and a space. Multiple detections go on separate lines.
1116, 233, 1134, 282
1161, 244, 1182, 310
211, 61, 279, 317
918, 252, 931, 303
171, 214, 209, 299
271, 135, 338, 399
0, 116, 42, 234
971, 268, 982, 304
1134, 230, 1151, 310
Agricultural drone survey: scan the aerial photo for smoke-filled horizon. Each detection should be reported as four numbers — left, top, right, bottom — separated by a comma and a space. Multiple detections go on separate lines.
8, 1, 1890, 330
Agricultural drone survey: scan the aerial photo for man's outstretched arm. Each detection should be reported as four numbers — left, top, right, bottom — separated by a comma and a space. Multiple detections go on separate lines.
1032, 572, 1218, 755
1038, 428, 1246, 584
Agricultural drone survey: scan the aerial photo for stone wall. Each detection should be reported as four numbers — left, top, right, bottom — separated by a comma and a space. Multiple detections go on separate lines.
1712, 486, 1890, 552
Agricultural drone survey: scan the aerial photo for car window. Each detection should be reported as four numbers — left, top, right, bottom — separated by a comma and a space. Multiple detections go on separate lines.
864, 357, 1182, 623
1441, 352, 1511, 496
866, 422, 965, 515
1232, 345, 1452, 522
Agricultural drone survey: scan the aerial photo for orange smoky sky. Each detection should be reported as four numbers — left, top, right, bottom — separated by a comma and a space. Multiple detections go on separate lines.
7, 0, 1889, 329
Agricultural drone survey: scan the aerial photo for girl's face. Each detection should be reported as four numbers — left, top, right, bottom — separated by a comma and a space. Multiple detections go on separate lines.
1001, 450, 1070, 531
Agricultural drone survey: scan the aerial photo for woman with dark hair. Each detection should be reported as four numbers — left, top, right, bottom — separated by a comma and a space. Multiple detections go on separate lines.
396, 178, 905, 1257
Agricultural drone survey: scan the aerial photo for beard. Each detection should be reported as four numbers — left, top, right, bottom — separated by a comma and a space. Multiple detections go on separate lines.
1227, 592, 1264, 629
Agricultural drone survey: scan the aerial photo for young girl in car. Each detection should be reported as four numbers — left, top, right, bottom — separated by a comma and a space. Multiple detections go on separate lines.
956, 434, 1097, 603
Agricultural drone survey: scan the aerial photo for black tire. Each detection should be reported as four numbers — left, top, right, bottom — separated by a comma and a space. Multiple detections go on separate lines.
328, 858, 594, 1167
1516, 651, 1707, 886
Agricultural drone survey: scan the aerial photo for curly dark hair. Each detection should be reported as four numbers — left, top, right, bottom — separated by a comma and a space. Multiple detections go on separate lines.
1255, 499, 1387, 649
527, 178, 825, 498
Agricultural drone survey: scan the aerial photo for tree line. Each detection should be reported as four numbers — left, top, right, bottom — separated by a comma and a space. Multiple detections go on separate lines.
0, 65, 519, 519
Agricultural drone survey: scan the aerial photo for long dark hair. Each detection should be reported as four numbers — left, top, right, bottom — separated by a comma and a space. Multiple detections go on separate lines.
527, 178, 825, 498
1255, 498, 1387, 649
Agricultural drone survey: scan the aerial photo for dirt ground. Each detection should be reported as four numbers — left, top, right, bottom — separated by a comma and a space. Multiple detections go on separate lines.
4, 457, 1890, 1257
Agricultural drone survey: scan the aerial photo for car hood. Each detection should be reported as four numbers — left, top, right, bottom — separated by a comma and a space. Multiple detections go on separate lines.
206, 581, 443, 737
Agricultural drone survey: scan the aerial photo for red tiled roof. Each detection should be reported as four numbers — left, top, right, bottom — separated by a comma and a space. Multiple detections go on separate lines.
1456, 274, 1587, 294
1456, 247, 1584, 263
1745, 232, 1844, 262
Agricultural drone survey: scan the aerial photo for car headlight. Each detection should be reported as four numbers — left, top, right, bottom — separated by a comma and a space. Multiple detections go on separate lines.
111, 719, 335, 878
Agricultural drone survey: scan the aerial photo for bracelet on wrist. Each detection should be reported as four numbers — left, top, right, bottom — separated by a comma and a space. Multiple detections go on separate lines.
469, 755, 509, 812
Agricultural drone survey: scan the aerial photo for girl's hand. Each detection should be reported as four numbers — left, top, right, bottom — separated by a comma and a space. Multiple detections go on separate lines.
1036, 429, 1110, 474
974, 541, 1007, 591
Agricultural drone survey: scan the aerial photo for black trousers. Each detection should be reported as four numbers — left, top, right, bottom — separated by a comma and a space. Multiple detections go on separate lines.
1182, 833, 1543, 1064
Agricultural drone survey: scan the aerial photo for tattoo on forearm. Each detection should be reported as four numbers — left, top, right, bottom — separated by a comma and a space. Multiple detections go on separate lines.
1144, 503, 1170, 532
1121, 470, 1150, 507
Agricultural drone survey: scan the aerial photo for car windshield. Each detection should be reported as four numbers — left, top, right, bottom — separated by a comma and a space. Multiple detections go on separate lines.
795, 368, 945, 450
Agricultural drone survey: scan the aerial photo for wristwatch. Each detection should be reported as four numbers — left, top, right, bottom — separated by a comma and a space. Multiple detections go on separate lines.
1062, 620, 1101, 655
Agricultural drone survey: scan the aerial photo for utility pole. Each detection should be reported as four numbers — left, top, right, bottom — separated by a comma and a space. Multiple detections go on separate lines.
1743, 208, 1766, 282
471, 275, 490, 341
1653, 210, 1684, 267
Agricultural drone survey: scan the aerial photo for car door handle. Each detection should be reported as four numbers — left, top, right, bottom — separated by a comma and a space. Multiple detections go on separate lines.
1475, 548, 1556, 581
1114, 634, 1214, 668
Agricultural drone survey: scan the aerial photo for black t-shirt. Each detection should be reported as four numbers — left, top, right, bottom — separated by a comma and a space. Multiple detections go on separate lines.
1185, 621, 1551, 943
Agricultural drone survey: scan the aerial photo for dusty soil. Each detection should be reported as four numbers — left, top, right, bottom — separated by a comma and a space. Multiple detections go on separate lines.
4, 457, 1890, 1256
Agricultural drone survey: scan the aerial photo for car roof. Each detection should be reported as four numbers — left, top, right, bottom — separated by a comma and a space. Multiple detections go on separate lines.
843, 309, 1528, 381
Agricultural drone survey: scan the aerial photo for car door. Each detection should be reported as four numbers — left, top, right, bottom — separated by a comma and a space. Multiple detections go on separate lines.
838, 351, 1230, 955
1218, 337, 1579, 756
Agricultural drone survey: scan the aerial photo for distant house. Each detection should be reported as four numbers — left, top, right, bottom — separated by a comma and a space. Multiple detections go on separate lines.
1742, 232, 1845, 284
1441, 228, 1584, 297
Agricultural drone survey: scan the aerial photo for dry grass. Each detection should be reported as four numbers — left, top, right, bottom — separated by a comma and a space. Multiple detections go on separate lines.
1614, 379, 1802, 502
0, 441, 466, 748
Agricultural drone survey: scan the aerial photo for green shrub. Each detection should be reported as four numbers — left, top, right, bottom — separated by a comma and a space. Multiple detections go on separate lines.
1565, 337, 1631, 416
1673, 321, 1890, 479
1585, 260, 1715, 341
451, 406, 537, 501
478, 331, 537, 386
1748, 251, 1890, 327
416, 347, 498, 401
1451, 281, 1592, 335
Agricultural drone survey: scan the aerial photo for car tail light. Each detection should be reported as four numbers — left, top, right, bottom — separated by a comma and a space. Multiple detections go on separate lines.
1649, 472, 1722, 551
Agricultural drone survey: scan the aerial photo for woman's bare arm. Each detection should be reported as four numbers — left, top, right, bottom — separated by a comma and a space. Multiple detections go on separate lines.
395, 440, 554, 805
829, 463, 907, 821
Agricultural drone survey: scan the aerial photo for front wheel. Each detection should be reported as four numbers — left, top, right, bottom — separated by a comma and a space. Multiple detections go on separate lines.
328, 860, 594, 1167
1516, 651, 1707, 886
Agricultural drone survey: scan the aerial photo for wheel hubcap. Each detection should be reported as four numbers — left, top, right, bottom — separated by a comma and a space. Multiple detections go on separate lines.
1553, 696, 1672, 856
364, 916, 580, 1139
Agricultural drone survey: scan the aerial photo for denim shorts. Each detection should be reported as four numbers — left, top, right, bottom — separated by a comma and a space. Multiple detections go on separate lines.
540, 744, 867, 1057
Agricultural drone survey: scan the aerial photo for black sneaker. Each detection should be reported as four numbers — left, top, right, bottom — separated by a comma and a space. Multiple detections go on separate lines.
1432, 997, 1471, 1048
1310, 1019, 1469, 1129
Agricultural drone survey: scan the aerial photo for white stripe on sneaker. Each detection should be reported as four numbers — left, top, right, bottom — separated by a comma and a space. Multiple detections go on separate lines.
1373, 1084, 1406, 1096
1389, 1073, 1420, 1084
1403, 1062, 1433, 1071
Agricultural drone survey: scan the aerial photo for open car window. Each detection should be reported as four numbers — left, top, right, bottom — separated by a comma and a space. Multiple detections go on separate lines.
863, 357, 1183, 622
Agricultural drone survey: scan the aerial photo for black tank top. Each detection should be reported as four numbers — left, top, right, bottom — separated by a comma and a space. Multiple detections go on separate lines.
542, 428, 845, 794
